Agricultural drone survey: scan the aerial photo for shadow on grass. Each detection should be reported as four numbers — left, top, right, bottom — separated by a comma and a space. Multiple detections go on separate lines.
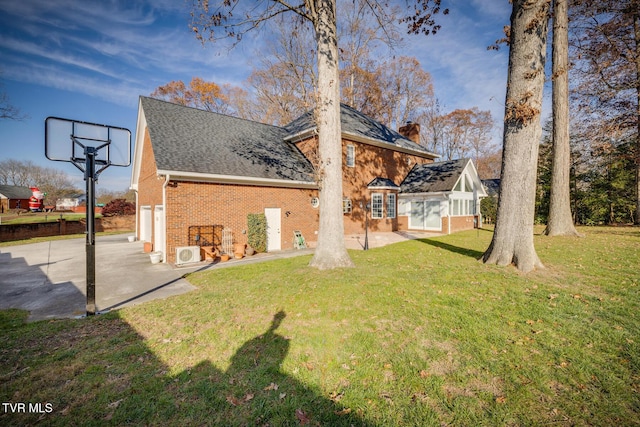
581, 226, 640, 237
414, 229, 491, 260
417, 238, 484, 259
0, 310, 374, 426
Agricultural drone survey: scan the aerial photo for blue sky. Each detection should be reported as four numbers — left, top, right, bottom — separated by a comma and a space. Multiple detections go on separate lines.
0, 0, 514, 192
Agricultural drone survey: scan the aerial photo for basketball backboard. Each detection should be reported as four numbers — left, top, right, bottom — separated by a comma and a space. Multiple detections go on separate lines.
45, 116, 131, 167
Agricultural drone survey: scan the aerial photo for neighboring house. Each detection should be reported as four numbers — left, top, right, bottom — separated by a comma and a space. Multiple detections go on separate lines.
482, 179, 501, 198
56, 194, 85, 211
0, 185, 32, 213
481, 179, 501, 224
131, 96, 486, 264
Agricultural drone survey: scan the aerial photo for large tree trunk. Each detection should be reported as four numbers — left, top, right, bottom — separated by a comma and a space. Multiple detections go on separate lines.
482, 0, 549, 273
634, 6, 640, 225
545, 0, 580, 236
308, 0, 354, 269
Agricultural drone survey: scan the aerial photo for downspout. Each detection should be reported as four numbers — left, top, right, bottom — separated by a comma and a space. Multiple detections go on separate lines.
134, 189, 139, 239
161, 174, 170, 263
446, 194, 451, 235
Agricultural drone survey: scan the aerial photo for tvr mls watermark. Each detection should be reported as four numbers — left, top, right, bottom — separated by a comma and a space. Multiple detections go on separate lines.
2, 402, 53, 414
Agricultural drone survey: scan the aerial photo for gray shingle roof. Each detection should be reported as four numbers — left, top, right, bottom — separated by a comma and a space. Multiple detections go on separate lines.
141, 97, 314, 183
285, 103, 436, 156
482, 179, 500, 197
401, 158, 469, 193
367, 177, 399, 189
0, 185, 32, 199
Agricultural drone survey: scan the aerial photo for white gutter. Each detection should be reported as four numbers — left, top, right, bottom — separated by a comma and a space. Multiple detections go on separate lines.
284, 127, 317, 143
156, 169, 318, 189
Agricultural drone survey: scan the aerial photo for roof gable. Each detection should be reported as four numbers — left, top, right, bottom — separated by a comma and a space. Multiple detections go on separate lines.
401, 158, 473, 194
285, 104, 437, 158
367, 177, 399, 189
139, 97, 315, 184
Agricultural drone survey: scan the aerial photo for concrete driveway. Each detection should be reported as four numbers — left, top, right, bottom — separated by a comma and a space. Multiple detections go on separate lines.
0, 230, 439, 322
0, 234, 198, 322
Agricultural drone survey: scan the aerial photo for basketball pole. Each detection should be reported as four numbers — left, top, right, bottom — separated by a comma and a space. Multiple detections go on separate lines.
84, 146, 97, 316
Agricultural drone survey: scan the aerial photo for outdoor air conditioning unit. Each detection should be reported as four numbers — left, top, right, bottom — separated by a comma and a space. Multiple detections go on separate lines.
176, 246, 201, 265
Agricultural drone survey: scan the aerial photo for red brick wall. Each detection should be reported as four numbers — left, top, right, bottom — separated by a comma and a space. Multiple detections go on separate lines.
164, 181, 319, 263
136, 128, 165, 240
446, 215, 478, 233
1, 199, 30, 213
296, 136, 434, 234
0, 216, 134, 242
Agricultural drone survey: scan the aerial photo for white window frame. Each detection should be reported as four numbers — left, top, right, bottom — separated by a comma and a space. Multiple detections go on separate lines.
371, 193, 383, 219
346, 144, 355, 167
386, 194, 396, 219
449, 196, 475, 216
343, 197, 352, 214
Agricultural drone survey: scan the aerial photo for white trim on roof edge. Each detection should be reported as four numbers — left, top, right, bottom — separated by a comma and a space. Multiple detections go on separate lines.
156, 170, 318, 189
342, 131, 439, 159
284, 127, 439, 160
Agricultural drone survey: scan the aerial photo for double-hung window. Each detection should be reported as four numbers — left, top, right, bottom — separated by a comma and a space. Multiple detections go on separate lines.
346, 145, 355, 167
371, 193, 383, 219
386, 194, 396, 218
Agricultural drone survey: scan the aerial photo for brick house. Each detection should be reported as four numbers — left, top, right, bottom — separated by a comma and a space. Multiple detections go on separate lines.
130, 97, 486, 264
0, 185, 32, 213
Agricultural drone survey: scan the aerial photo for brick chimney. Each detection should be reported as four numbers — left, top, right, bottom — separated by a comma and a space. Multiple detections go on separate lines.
399, 121, 420, 145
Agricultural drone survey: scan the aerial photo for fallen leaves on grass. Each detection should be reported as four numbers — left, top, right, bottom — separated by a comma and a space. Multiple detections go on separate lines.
295, 408, 311, 425
108, 399, 123, 409
226, 393, 254, 406
380, 391, 394, 404
329, 391, 344, 402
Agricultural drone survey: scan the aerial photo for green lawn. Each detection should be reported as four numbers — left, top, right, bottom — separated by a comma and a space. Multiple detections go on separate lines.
1, 227, 638, 426
0, 212, 97, 225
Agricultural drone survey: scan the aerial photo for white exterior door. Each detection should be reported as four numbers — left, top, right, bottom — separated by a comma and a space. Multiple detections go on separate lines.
153, 206, 165, 261
265, 208, 281, 252
140, 206, 152, 242
424, 201, 441, 229
408, 200, 441, 231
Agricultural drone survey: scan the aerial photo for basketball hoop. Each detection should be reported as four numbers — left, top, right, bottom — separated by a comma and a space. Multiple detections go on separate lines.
45, 117, 131, 316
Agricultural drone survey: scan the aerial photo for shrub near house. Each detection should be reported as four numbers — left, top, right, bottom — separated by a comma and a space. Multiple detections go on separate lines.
102, 199, 136, 217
